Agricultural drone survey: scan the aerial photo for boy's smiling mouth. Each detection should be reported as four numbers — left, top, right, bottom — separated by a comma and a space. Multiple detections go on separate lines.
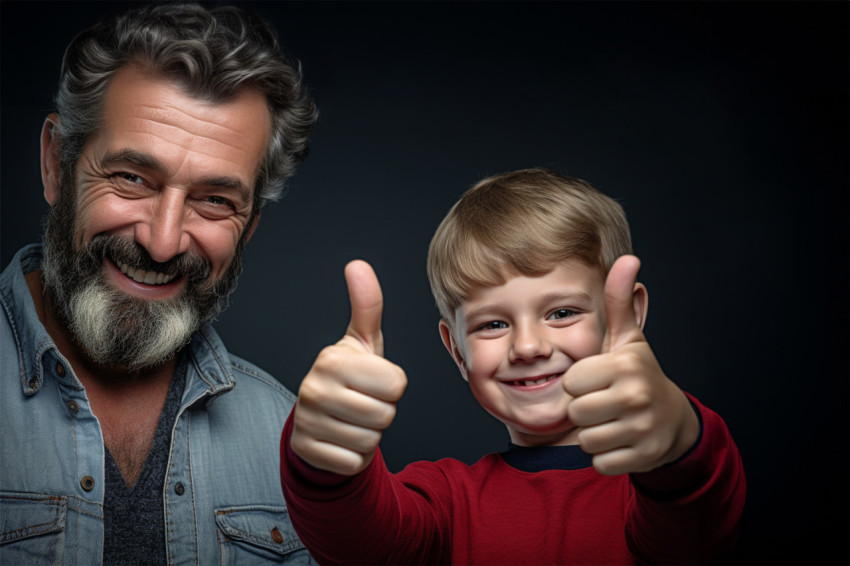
503, 372, 563, 388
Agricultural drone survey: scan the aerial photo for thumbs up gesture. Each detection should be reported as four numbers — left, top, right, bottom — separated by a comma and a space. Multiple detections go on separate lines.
291, 260, 408, 476
564, 256, 699, 476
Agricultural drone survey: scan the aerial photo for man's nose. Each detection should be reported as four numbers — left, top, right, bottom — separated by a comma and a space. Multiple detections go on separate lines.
509, 323, 553, 363
136, 190, 191, 262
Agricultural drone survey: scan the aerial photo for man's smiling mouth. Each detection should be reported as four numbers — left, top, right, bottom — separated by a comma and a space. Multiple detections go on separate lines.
116, 260, 177, 285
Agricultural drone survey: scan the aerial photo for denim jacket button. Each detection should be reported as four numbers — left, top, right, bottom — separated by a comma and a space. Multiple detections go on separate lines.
271, 527, 284, 544
68, 400, 79, 414
175, 482, 185, 495
80, 475, 95, 491
55, 362, 66, 377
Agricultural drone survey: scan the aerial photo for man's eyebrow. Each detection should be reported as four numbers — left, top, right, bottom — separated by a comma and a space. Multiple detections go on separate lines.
198, 176, 251, 198
100, 148, 167, 174
99, 148, 252, 201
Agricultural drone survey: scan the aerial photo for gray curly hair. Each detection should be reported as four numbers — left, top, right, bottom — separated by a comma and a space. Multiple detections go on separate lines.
54, 2, 317, 210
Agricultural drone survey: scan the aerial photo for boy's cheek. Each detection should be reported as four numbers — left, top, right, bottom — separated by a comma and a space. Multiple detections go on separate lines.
458, 341, 497, 379
568, 328, 606, 360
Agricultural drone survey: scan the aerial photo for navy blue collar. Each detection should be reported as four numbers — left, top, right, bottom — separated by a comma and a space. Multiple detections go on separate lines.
500, 443, 593, 472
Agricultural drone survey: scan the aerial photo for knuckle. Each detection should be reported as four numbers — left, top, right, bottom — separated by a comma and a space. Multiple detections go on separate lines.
615, 349, 644, 375
386, 366, 408, 400
289, 433, 308, 456
621, 380, 652, 410
593, 456, 615, 476
298, 375, 330, 405
576, 428, 594, 452
635, 436, 664, 463
567, 401, 586, 425
335, 455, 357, 475
374, 402, 397, 430
633, 417, 653, 436
330, 456, 360, 476
292, 405, 314, 430
315, 345, 348, 371
354, 429, 382, 453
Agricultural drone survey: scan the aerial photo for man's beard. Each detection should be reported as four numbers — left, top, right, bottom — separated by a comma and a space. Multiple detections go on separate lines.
41, 176, 246, 371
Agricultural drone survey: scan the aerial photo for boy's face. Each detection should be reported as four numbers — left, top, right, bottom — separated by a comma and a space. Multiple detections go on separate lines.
440, 259, 607, 447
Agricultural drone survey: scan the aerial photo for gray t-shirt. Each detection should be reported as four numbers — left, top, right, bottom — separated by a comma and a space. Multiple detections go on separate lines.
103, 357, 187, 565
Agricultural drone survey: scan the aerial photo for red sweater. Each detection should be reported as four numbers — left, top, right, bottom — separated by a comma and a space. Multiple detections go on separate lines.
281, 396, 745, 565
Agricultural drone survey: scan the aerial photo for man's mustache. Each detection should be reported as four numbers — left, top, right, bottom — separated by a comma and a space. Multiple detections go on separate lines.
82, 234, 213, 286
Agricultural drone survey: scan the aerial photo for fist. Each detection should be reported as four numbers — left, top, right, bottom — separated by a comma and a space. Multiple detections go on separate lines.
563, 255, 699, 476
290, 260, 408, 476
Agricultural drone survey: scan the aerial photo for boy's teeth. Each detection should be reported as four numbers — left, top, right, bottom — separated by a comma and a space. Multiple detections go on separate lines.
117, 260, 176, 285
512, 375, 556, 387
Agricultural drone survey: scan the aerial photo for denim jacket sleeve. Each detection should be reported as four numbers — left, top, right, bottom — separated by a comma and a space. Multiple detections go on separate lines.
0, 245, 315, 566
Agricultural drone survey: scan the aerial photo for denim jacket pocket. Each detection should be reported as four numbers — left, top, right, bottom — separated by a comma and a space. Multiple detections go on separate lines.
215, 505, 312, 564
0, 492, 67, 564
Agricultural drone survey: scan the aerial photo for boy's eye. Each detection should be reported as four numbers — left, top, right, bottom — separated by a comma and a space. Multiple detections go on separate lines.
548, 308, 577, 320
478, 320, 508, 331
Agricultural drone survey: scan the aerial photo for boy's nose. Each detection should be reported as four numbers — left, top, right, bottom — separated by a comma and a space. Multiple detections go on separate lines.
509, 324, 553, 363
135, 190, 191, 263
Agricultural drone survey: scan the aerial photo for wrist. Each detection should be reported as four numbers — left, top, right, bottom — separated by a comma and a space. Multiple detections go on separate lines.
663, 396, 703, 467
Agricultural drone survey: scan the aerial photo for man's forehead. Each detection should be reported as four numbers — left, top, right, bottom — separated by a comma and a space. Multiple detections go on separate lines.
92, 64, 271, 191
104, 64, 270, 138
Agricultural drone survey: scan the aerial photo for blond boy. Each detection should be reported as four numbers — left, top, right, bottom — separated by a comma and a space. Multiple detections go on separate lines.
282, 168, 746, 564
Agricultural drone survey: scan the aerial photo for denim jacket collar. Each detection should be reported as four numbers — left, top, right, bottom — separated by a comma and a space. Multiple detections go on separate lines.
0, 244, 235, 404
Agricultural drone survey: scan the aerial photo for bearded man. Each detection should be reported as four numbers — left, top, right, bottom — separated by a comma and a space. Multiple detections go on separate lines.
0, 4, 317, 564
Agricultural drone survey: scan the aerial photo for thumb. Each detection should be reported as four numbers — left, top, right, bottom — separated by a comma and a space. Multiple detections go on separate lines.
344, 259, 384, 356
603, 255, 644, 352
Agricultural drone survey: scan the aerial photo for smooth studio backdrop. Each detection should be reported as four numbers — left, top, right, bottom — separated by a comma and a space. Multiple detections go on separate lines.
2, 2, 847, 564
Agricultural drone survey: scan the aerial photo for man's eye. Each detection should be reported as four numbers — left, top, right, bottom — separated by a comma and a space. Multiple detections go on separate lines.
117, 173, 144, 184
195, 195, 240, 219
548, 308, 577, 320
206, 195, 233, 207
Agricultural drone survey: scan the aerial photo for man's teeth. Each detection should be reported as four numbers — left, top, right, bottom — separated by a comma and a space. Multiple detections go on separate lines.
117, 260, 176, 285
511, 375, 557, 387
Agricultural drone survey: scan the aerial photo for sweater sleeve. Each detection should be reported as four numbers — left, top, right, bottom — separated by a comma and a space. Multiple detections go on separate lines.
280, 410, 451, 565
625, 394, 746, 564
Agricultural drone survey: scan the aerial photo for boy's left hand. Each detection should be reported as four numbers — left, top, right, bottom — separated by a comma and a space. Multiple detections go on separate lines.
563, 255, 700, 476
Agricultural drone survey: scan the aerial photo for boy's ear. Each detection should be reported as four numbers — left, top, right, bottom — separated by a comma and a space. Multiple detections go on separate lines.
439, 319, 469, 382
633, 282, 649, 330
41, 114, 62, 205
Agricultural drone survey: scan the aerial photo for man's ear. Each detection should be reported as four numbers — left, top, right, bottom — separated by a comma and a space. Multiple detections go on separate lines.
244, 208, 262, 244
439, 319, 469, 382
41, 114, 62, 205
633, 282, 649, 330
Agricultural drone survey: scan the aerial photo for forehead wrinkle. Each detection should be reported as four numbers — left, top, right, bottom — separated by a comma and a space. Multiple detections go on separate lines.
127, 108, 255, 154
160, 102, 260, 145
117, 118, 259, 181
108, 132, 257, 185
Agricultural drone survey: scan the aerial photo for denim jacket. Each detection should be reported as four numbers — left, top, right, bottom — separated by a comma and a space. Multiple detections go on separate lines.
0, 245, 314, 565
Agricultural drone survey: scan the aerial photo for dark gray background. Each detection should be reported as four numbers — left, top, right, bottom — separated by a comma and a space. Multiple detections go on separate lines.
2, 2, 847, 564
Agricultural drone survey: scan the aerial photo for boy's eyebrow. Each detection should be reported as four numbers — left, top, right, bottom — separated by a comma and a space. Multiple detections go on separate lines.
99, 148, 252, 201
538, 291, 594, 306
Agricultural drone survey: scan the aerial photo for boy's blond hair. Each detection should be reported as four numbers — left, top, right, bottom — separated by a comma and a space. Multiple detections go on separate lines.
427, 168, 632, 328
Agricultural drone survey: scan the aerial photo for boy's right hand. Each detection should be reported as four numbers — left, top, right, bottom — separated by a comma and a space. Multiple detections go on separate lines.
290, 260, 408, 476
